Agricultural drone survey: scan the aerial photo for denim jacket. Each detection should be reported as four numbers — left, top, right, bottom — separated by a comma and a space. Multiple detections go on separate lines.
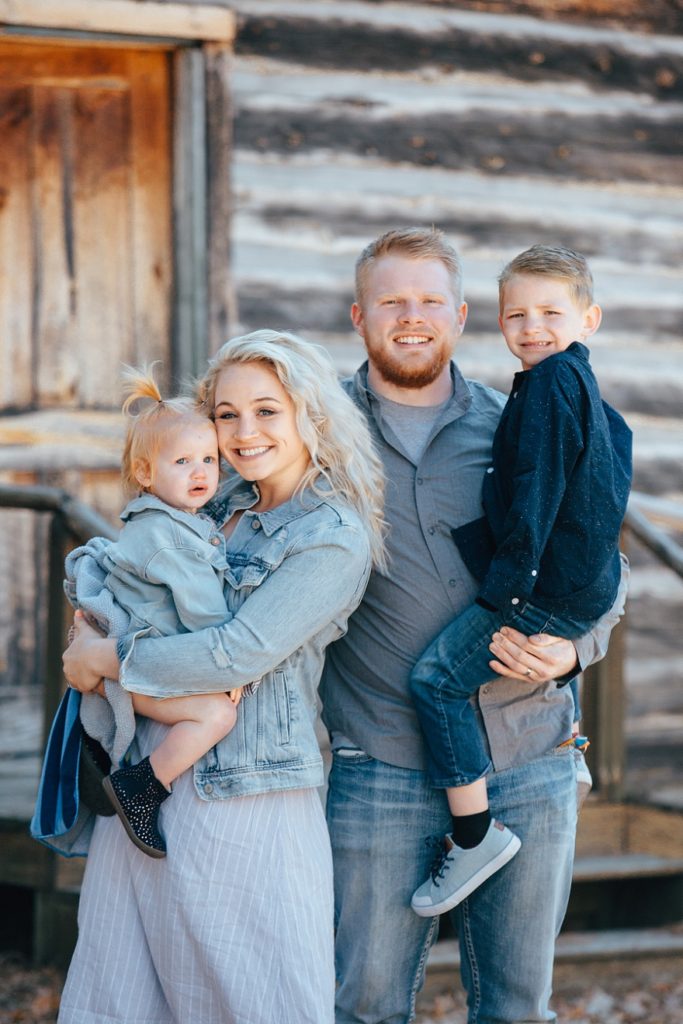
120, 476, 373, 800
103, 493, 230, 636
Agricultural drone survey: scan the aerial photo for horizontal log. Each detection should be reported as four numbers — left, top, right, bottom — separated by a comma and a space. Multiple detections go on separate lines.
236, 12, 683, 101
0, 483, 116, 542
0, 0, 235, 42
235, 108, 683, 186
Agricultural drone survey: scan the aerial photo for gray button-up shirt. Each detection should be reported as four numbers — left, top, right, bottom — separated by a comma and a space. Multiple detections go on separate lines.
320, 362, 628, 772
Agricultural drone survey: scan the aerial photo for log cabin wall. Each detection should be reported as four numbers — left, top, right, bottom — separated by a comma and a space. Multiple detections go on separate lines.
222, 0, 683, 798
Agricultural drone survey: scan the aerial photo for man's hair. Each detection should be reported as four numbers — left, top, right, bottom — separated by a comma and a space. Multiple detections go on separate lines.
355, 227, 463, 305
498, 244, 594, 310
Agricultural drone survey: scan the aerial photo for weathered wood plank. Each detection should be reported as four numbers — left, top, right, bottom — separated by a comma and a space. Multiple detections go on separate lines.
126, 49, 172, 374
72, 83, 134, 405
0, 1, 235, 43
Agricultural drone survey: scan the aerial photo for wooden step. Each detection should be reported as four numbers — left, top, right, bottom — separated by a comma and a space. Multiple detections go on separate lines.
428, 925, 683, 973
574, 853, 683, 882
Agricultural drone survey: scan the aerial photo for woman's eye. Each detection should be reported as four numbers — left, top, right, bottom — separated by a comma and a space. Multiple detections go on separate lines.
257, 408, 276, 417
216, 411, 235, 420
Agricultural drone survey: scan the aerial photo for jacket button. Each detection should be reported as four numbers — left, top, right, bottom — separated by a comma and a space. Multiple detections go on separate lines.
486, 467, 494, 474
203, 782, 213, 794
210, 536, 221, 546
251, 519, 261, 530
531, 569, 537, 577
511, 597, 520, 605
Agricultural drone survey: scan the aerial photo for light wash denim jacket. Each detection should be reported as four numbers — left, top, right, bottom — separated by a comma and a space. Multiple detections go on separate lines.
120, 476, 373, 800
103, 493, 230, 636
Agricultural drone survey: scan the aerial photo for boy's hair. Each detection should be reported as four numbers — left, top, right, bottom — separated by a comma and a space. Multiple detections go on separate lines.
120, 364, 207, 498
355, 227, 464, 305
197, 329, 386, 568
498, 244, 594, 310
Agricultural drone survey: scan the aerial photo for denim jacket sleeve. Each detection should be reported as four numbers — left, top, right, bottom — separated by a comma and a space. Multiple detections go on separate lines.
119, 515, 372, 697
143, 545, 230, 633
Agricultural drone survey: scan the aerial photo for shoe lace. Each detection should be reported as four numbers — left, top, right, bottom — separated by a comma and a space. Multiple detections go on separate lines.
425, 835, 451, 886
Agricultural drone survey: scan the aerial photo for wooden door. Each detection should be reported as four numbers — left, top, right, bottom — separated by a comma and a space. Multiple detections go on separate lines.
0, 40, 172, 411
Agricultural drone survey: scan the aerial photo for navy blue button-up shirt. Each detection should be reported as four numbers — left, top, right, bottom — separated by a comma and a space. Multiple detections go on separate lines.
473, 342, 632, 619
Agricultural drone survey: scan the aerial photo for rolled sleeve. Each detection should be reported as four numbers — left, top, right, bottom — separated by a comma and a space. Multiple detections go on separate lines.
572, 551, 630, 673
120, 524, 372, 698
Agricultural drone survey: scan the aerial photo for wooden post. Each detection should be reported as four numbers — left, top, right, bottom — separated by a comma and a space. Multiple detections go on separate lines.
172, 45, 209, 387
205, 41, 235, 354
43, 511, 69, 743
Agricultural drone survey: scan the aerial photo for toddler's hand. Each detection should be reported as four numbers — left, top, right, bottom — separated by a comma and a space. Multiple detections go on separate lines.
228, 687, 243, 706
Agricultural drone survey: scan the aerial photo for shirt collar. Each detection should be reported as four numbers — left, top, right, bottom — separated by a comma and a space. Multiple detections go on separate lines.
206, 474, 327, 537
120, 493, 219, 538
350, 359, 473, 430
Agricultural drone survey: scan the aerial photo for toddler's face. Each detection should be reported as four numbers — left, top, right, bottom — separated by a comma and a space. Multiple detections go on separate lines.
138, 418, 219, 513
498, 274, 601, 371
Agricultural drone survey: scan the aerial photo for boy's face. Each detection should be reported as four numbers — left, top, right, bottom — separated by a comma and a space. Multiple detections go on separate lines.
136, 419, 220, 514
498, 274, 601, 372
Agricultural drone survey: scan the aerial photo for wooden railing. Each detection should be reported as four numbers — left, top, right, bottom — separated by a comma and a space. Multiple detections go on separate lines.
0, 482, 117, 743
1, 482, 681, 801
582, 493, 683, 801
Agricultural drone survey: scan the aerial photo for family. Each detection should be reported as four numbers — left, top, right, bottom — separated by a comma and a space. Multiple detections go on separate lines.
54, 228, 631, 1024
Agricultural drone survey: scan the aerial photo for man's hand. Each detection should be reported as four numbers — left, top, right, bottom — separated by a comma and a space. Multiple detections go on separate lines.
488, 626, 578, 683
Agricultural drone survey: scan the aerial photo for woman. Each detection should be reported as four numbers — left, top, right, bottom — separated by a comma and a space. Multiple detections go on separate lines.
59, 330, 385, 1024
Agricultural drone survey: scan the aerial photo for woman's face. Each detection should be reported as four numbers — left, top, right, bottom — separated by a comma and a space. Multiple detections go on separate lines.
213, 361, 311, 501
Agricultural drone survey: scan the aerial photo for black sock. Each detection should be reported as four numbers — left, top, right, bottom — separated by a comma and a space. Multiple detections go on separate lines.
451, 809, 491, 849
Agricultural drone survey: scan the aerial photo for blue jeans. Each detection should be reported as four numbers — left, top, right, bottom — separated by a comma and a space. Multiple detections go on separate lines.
327, 746, 577, 1024
409, 600, 592, 788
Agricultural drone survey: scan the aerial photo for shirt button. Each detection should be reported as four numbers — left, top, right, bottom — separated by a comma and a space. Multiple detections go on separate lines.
481, 685, 490, 695
531, 570, 537, 577
210, 536, 221, 546
428, 526, 435, 535
417, 477, 423, 485
251, 519, 261, 530
511, 597, 520, 605
486, 467, 494, 474
512, 391, 518, 398
449, 579, 456, 587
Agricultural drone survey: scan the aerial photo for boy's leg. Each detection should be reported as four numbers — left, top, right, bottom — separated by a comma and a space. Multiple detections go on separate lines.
455, 747, 577, 1024
327, 751, 451, 1024
131, 692, 237, 788
409, 602, 502, 789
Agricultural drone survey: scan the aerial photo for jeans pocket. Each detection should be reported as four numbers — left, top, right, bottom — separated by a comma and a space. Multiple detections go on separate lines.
332, 748, 372, 765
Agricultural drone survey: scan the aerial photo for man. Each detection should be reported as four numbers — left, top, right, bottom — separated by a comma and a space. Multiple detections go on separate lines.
321, 228, 627, 1024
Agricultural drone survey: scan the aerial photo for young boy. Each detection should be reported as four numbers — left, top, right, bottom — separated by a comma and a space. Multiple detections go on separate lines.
409, 244, 632, 916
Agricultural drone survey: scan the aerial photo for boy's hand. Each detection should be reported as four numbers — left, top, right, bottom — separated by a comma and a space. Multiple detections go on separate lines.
488, 627, 578, 683
228, 687, 243, 706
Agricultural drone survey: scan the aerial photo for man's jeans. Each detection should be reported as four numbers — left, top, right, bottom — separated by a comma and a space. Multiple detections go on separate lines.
327, 745, 577, 1024
410, 600, 592, 787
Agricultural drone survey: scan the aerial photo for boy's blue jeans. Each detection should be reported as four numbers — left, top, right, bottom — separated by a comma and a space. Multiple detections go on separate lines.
328, 745, 577, 1023
409, 600, 594, 788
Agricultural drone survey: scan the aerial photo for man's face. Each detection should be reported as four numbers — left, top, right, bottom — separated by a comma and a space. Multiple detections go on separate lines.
351, 255, 467, 390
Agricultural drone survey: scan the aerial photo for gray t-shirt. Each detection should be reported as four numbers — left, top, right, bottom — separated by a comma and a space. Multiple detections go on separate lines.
320, 362, 626, 772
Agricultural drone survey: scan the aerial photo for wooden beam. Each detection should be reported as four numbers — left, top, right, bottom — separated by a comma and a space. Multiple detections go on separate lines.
172, 45, 208, 386
205, 41, 235, 354
0, 1, 234, 43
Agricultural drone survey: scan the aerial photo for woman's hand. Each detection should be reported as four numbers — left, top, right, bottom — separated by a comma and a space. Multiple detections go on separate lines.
62, 610, 120, 692
488, 626, 578, 683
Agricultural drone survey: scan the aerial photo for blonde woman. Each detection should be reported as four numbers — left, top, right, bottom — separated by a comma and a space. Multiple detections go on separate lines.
59, 331, 384, 1024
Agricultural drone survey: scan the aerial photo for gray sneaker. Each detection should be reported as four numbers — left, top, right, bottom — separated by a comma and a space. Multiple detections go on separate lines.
411, 819, 521, 917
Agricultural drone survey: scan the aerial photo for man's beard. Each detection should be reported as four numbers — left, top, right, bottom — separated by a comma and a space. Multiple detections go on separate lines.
368, 342, 452, 389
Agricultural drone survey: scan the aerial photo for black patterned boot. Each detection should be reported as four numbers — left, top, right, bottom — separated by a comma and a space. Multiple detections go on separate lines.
102, 757, 170, 858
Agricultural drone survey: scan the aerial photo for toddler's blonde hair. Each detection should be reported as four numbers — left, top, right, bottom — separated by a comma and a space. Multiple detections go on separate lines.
120, 364, 210, 498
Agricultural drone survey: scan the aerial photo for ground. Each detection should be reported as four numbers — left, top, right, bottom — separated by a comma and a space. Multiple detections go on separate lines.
1, 952, 681, 1023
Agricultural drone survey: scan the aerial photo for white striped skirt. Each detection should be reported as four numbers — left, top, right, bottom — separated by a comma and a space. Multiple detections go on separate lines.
58, 723, 334, 1024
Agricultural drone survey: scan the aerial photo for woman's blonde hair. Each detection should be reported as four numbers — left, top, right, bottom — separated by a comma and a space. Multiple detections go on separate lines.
197, 330, 386, 567
120, 364, 209, 498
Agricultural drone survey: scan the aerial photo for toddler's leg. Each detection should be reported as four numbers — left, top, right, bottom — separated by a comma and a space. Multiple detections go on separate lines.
103, 693, 237, 858
132, 692, 237, 788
